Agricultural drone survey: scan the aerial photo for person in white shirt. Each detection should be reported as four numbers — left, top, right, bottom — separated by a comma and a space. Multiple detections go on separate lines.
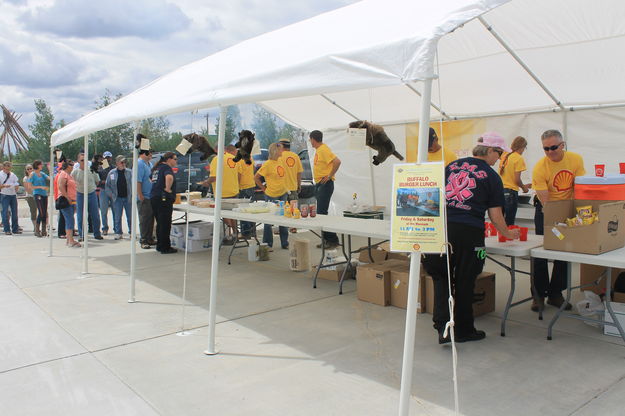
0, 161, 21, 235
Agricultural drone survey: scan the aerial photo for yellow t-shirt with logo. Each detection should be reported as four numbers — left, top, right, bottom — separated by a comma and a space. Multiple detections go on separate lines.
209, 153, 242, 198
278, 150, 303, 192
532, 151, 585, 201
313, 143, 337, 183
499, 152, 527, 191
237, 159, 255, 190
258, 159, 288, 198
427, 147, 457, 166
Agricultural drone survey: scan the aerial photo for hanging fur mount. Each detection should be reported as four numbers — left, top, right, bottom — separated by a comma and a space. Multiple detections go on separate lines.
233, 129, 255, 165
348, 120, 404, 165
183, 133, 217, 160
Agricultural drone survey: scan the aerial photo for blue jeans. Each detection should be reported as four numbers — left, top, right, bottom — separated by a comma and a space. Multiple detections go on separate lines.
263, 193, 288, 248
60, 205, 75, 231
503, 189, 518, 226
1, 194, 19, 233
100, 192, 112, 232
314, 181, 339, 243
77, 192, 102, 238
532, 200, 567, 297
112, 196, 132, 235
239, 187, 256, 236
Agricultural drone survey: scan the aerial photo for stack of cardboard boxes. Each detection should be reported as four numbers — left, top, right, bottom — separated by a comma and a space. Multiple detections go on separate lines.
170, 221, 213, 252
355, 243, 496, 317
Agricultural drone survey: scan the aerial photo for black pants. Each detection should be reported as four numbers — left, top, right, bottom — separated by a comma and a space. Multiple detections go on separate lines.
151, 196, 173, 251
314, 181, 339, 243
503, 189, 518, 226
422, 223, 485, 336
532, 200, 567, 297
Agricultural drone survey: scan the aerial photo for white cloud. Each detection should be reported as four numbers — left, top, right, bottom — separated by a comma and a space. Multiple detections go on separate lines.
22, 0, 190, 39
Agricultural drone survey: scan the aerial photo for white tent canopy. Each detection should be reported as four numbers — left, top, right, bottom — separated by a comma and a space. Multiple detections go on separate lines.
52, 0, 511, 145
52, 0, 625, 146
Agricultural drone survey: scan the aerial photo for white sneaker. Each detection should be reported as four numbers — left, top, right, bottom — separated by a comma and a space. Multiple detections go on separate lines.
114, 234, 123, 240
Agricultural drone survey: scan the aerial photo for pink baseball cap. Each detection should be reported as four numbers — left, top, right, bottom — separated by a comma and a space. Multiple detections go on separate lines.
479, 132, 511, 152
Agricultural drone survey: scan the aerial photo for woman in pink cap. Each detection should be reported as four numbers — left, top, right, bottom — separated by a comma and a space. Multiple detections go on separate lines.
422, 132, 519, 344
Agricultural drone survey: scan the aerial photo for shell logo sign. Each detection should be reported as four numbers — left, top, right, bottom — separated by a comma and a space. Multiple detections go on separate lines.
277, 166, 285, 177
552, 169, 574, 192
412, 243, 421, 251
286, 156, 296, 167
227, 158, 236, 169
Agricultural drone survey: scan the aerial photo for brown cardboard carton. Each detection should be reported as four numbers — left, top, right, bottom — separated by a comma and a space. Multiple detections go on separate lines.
356, 261, 404, 306
543, 200, 625, 254
390, 264, 426, 312
425, 272, 495, 317
289, 239, 311, 272
357, 246, 387, 263
579, 263, 625, 295
378, 241, 411, 261
312, 264, 348, 281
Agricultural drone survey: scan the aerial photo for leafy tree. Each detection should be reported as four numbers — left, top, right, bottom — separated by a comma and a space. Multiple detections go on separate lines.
277, 123, 306, 152
251, 106, 278, 148
139, 117, 177, 152
90, 90, 134, 158
215, 106, 241, 145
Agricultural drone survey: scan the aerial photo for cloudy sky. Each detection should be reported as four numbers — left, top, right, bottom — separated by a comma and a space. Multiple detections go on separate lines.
0, 0, 358, 134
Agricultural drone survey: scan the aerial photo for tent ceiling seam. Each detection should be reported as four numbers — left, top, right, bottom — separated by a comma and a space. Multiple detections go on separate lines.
478, 16, 564, 110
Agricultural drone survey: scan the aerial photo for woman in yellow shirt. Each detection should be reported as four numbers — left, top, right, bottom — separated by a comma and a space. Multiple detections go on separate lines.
255, 143, 289, 249
499, 136, 530, 225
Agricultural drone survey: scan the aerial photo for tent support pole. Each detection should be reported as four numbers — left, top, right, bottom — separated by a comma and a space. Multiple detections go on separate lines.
205, 106, 227, 355
404, 83, 449, 120
129, 122, 140, 303
398, 78, 433, 416
479, 16, 565, 111
320, 94, 360, 120
48, 144, 55, 256
81, 135, 89, 275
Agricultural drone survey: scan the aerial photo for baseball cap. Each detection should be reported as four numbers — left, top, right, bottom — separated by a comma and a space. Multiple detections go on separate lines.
103, 151, 113, 158
428, 128, 438, 148
278, 138, 290, 145
478, 132, 511, 152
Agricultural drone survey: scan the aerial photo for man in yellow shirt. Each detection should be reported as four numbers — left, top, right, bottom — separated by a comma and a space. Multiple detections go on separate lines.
203, 145, 242, 241
237, 155, 256, 238
428, 128, 457, 166
310, 130, 341, 248
531, 129, 585, 312
277, 138, 303, 201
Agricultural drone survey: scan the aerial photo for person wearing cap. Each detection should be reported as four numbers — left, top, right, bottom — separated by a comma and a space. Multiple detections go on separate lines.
422, 132, 518, 344
72, 152, 103, 241
531, 129, 585, 312
499, 136, 531, 225
428, 127, 457, 166
137, 148, 156, 248
277, 138, 303, 202
99, 151, 114, 235
309, 130, 340, 249
105, 155, 133, 240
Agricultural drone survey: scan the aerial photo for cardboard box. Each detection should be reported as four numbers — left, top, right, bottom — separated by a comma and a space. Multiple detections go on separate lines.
289, 239, 311, 272
579, 263, 625, 295
183, 238, 212, 252
169, 235, 183, 250
378, 241, 411, 261
543, 200, 625, 254
312, 264, 349, 281
425, 272, 496, 317
357, 246, 387, 263
188, 222, 213, 240
389, 264, 426, 312
356, 260, 407, 306
604, 299, 625, 337
170, 223, 188, 238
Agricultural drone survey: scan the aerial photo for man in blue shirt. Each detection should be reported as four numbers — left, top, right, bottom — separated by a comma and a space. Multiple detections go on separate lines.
137, 149, 155, 249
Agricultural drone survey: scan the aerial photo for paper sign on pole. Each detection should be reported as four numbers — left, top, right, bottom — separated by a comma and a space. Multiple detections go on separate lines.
251, 138, 261, 156
391, 162, 446, 253
101, 159, 109, 169
176, 138, 192, 155
55, 150, 62, 160
347, 128, 367, 151
140, 138, 150, 150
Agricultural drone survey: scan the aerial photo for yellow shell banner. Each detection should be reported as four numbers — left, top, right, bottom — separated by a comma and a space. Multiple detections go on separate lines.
390, 163, 446, 253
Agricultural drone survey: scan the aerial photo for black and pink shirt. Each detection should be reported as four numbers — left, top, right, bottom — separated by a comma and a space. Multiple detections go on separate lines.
445, 157, 504, 229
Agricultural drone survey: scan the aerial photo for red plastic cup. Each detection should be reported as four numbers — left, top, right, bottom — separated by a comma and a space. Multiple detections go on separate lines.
489, 223, 497, 236
620, 163, 625, 174
498, 231, 507, 243
595, 164, 605, 177
519, 227, 528, 241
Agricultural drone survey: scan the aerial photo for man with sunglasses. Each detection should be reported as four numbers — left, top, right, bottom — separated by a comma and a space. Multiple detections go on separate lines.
531, 129, 585, 312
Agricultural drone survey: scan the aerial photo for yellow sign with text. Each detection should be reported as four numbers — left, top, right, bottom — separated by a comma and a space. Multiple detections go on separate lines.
391, 163, 446, 253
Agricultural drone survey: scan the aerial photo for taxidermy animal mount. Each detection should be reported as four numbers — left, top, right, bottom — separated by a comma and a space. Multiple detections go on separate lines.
348, 120, 404, 165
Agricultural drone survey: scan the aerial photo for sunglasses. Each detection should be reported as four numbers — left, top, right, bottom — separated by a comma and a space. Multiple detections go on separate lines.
543, 143, 563, 152
492, 148, 503, 156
